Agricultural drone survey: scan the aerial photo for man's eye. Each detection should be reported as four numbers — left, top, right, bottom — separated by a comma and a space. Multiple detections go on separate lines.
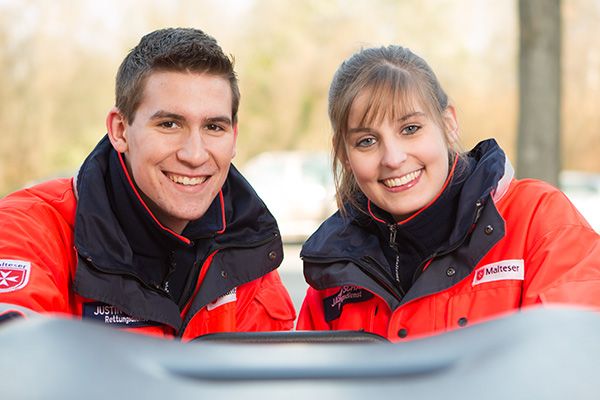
356, 137, 376, 148
206, 123, 224, 131
402, 125, 420, 135
159, 121, 179, 129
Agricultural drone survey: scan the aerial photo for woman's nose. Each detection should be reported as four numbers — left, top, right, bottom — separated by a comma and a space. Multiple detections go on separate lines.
381, 139, 407, 168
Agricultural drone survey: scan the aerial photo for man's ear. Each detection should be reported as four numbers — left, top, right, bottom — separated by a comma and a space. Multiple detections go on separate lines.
443, 105, 459, 144
106, 107, 128, 153
231, 123, 238, 159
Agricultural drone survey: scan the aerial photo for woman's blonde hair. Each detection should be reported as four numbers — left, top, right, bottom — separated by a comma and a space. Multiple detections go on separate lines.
328, 45, 461, 215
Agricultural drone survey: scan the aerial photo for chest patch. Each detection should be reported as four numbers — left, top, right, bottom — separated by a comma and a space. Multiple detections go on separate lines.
472, 259, 525, 286
323, 285, 374, 322
0, 259, 31, 293
82, 302, 159, 328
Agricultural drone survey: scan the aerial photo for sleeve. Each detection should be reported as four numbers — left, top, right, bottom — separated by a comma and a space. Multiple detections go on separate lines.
235, 270, 296, 331
296, 287, 331, 330
520, 189, 600, 308
0, 200, 75, 319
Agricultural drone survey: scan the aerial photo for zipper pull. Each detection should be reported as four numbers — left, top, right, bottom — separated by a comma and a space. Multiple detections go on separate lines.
389, 224, 398, 250
468, 199, 485, 234
474, 199, 484, 223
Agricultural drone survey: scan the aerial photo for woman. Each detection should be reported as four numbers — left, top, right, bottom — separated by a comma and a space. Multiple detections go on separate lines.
296, 45, 600, 341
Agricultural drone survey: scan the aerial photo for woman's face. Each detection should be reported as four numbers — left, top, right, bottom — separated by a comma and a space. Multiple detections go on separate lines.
344, 90, 457, 221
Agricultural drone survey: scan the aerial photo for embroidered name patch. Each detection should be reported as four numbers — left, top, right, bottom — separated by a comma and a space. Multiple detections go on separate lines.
472, 259, 525, 286
0, 259, 31, 293
207, 287, 237, 311
82, 302, 158, 328
323, 285, 373, 322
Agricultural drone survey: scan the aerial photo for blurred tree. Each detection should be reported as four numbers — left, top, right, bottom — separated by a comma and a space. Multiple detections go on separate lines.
2, 0, 599, 196
562, 0, 600, 172
517, 0, 561, 184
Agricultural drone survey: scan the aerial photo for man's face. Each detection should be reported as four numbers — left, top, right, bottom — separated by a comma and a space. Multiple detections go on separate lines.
109, 71, 237, 234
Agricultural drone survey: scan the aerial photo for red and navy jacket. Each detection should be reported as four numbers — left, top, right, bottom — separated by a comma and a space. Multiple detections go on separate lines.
0, 136, 295, 340
297, 139, 600, 341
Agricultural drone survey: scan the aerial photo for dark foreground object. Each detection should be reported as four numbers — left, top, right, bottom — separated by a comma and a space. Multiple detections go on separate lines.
1, 307, 598, 399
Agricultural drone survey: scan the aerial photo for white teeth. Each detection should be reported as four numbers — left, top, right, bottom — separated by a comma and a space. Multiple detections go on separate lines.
168, 174, 207, 186
383, 170, 421, 188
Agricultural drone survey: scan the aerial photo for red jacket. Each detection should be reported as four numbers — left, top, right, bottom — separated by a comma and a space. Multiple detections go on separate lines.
0, 137, 295, 340
297, 140, 600, 341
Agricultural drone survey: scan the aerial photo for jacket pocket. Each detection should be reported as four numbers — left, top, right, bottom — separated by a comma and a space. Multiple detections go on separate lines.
255, 283, 296, 321
446, 281, 522, 329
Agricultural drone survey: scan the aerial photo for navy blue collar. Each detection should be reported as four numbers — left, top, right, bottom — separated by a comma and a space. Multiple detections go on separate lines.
302, 138, 507, 262
74, 135, 276, 277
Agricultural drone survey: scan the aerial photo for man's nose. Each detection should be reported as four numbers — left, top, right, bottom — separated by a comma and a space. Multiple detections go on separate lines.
177, 132, 210, 166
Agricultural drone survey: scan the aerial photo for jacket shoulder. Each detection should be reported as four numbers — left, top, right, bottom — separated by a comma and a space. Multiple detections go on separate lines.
0, 178, 77, 314
498, 178, 593, 231
501, 178, 571, 207
0, 178, 77, 229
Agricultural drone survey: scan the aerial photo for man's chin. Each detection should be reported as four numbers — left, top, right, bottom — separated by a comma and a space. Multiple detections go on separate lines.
173, 207, 212, 223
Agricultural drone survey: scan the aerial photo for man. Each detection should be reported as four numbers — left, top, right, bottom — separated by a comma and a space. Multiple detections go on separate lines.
0, 28, 295, 340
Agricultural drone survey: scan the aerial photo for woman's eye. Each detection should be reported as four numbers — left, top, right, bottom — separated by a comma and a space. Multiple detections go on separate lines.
402, 125, 420, 135
356, 137, 376, 148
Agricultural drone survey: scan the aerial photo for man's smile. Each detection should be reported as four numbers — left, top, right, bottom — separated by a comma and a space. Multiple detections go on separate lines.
165, 172, 209, 186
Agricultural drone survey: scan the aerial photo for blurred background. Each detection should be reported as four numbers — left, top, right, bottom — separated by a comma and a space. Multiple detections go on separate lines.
1, 0, 599, 311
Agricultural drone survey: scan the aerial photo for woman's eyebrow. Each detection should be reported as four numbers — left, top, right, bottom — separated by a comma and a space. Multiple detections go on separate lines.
347, 126, 376, 135
398, 111, 425, 121
347, 111, 426, 133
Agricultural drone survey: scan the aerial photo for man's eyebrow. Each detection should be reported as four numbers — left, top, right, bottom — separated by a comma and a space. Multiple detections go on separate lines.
149, 112, 232, 126
150, 110, 185, 121
205, 116, 232, 126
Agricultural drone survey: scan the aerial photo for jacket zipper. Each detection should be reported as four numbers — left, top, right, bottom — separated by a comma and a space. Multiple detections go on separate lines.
80, 231, 280, 302
161, 251, 177, 294
388, 224, 401, 288
361, 255, 405, 300
411, 199, 486, 284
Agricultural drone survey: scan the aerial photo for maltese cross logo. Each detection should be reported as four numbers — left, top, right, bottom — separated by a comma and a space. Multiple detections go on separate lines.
0, 271, 20, 286
476, 269, 485, 281
0, 260, 31, 293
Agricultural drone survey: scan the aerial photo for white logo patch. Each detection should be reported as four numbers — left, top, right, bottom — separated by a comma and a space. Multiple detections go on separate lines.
207, 287, 237, 311
0, 259, 31, 293
472, 259, 524, 286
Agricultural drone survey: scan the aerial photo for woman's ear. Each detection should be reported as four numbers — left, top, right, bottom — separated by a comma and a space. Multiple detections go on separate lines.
443, 105, 459, 144
334, 136, 351, 169
106, 107, 128, 153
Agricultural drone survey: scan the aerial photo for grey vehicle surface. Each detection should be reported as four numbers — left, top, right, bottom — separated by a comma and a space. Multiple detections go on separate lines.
1, 306, 599, 399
